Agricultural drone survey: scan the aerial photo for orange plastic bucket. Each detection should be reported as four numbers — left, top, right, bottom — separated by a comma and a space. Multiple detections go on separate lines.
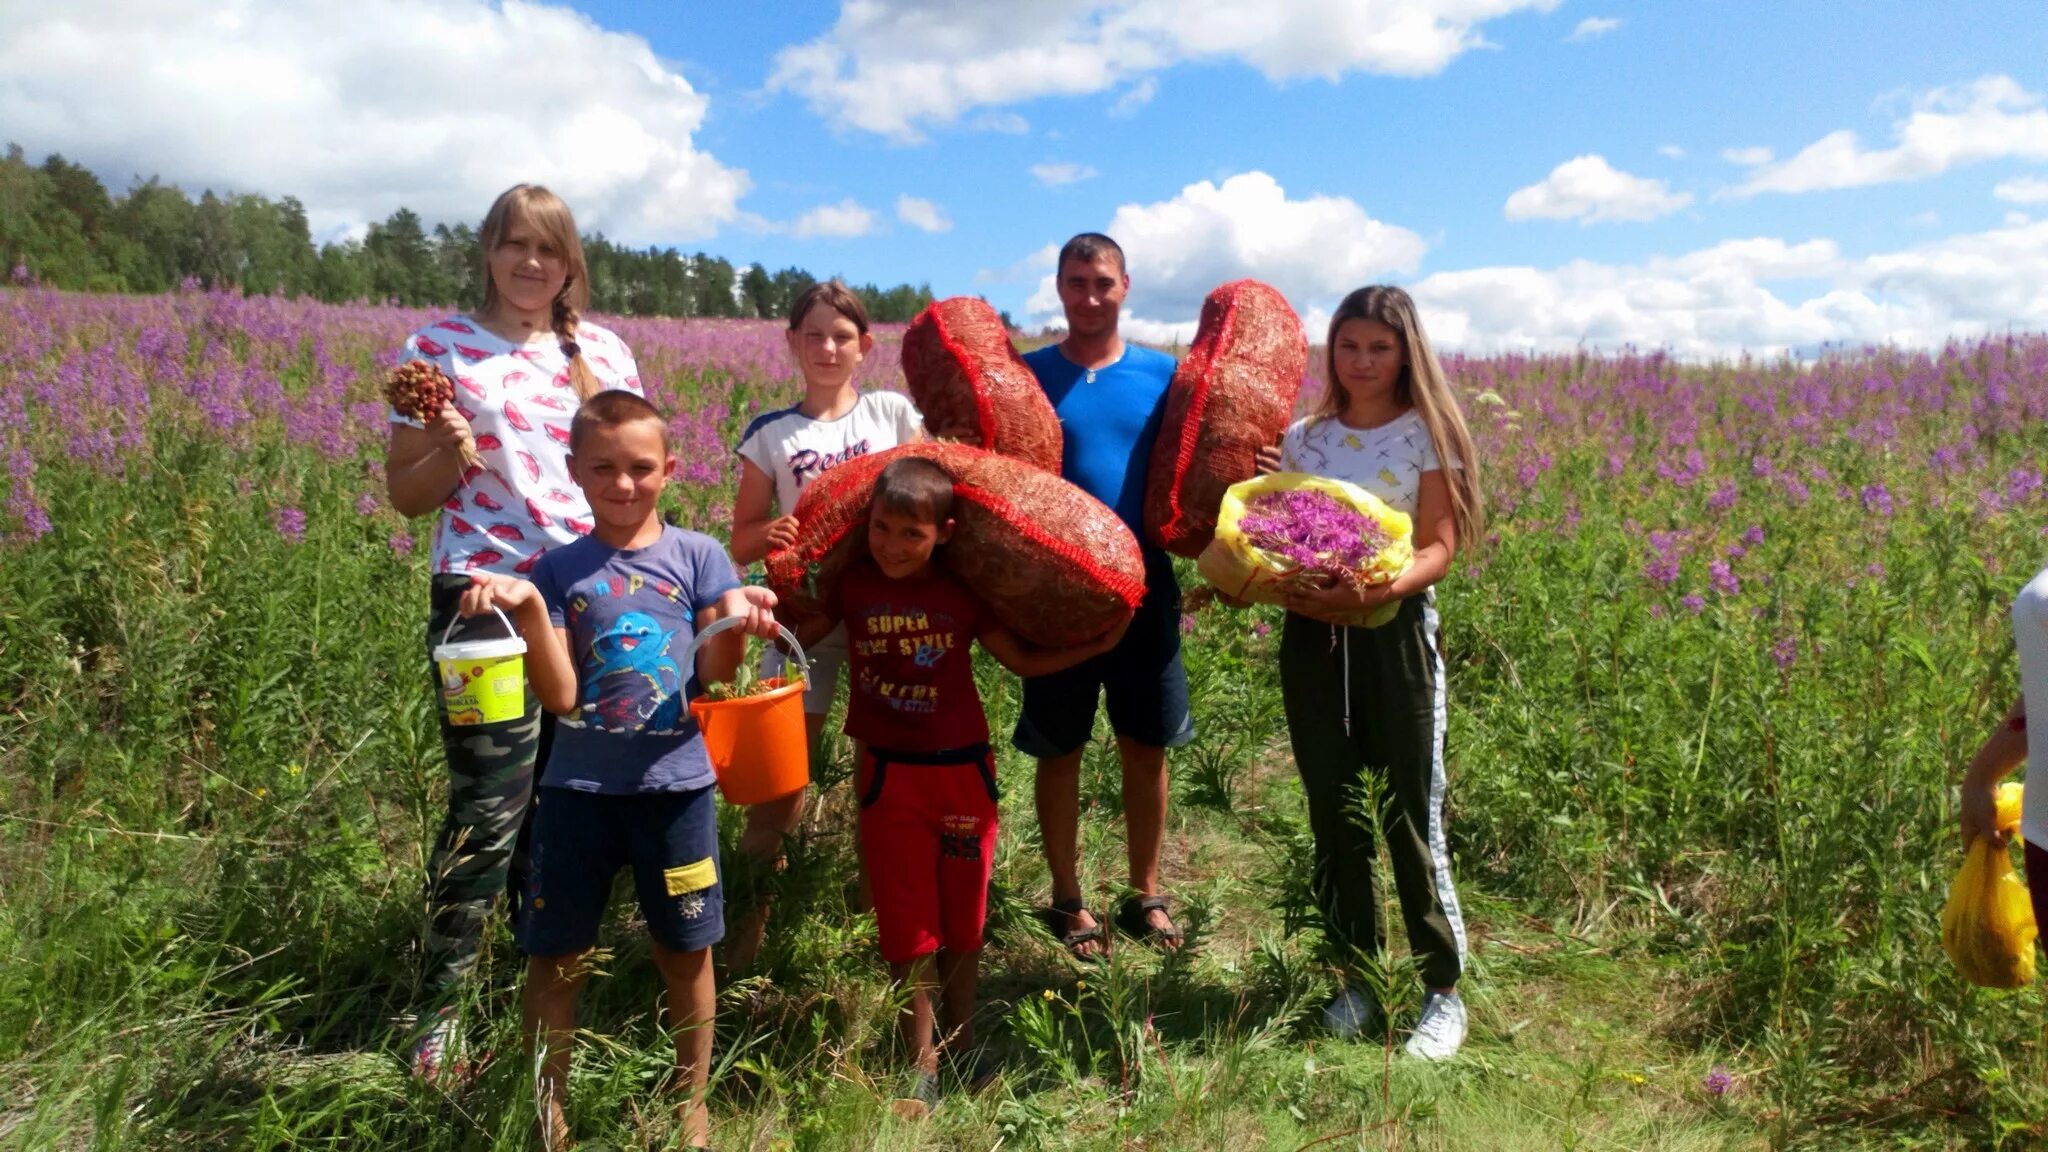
685, 617, 812, 805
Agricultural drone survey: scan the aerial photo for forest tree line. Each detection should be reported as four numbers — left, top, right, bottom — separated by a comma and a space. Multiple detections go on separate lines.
0, 146, 942, 323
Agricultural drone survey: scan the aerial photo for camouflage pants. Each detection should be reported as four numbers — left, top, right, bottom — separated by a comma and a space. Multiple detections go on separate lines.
420, 574, 552, 1001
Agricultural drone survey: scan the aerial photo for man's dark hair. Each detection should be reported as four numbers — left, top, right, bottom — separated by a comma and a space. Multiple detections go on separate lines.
1056, 232, 1126, 276
872, 457, 955, 525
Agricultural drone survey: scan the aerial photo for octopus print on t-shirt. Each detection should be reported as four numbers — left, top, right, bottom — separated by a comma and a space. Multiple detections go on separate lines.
531, 527, 741, 794
394, 315, 643, 578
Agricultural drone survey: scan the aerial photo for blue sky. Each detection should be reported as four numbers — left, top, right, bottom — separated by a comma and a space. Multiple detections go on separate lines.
3, 1, 2047, 354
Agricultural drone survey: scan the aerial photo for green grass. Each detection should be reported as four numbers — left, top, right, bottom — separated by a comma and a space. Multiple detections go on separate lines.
8, 306, 2048, 1148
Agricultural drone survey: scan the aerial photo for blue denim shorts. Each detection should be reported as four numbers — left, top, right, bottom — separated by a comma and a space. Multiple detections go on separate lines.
1012, 577, 1195, 758
519, 785, 724, 956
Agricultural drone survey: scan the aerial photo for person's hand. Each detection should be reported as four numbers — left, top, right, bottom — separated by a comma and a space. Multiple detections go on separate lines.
1214, 590, 1252, 610
764, 514, 800, 553
1285, 578, 1397, 623
1960, 777, 2010, 849
1254, 444, 1284, 476
426, 403, 474, 457
461, 573, 538, 617
725, 586, 780, 638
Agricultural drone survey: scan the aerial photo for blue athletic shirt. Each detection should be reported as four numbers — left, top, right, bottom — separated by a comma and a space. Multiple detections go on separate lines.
530, 526, 741, 793
1023, 343, 1177, 567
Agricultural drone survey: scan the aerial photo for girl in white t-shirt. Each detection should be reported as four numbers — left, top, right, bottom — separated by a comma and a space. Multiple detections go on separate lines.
727, 280, 922, 970
383, 184, 642, 1078
1250, 285, 1484, 1060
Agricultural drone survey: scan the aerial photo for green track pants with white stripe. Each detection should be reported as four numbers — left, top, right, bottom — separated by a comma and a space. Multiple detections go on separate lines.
1279, 595, 1467, 989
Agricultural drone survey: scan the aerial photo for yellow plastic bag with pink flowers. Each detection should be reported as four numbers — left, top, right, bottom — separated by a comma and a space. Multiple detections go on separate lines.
1941, 783, 2037, 988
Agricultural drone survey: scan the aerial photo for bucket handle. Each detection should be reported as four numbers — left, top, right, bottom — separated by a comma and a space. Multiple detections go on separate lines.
682, 614, 811, 685
440, 602, 518, 651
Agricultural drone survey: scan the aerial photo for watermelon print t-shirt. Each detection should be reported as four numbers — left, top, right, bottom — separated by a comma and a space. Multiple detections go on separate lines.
392, 316, 642, 578
530, 526, 741, 794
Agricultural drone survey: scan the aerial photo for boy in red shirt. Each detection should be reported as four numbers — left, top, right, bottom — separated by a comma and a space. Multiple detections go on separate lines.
796, 457, 1124, 1104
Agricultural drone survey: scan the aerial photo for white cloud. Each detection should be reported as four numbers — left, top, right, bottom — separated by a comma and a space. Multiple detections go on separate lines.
1995, 176, 2048, 204
1908, 210, 1941, 228
791, 199, 879, 238
0, 0, 748, 243
1504, 155, 1692, 224
895, 194, 952, 233
969, 111, 1032, 134
1030, 162, 1100, 187
769, 0, 1559, 142
1414, 220, 2048, 356
1566, 16, 1620, 41
1020, 170, 1426, 338
1732, 75, 2048, 196
976, 243, 1059, 286
1110, 76, 1158, 117
1658, 145, 1686, 160
1721, 146, 1774, 166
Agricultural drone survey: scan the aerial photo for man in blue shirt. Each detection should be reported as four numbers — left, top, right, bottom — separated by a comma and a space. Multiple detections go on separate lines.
1017, 233, 1194, 958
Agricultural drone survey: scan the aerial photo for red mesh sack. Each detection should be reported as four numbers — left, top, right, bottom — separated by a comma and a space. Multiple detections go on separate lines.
766, 442, 1144, 648
1144, 280, 1308, 557
901, 298, 1064, 473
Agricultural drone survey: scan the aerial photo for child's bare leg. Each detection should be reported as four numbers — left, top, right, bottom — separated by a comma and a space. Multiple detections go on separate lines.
890, 955, 939, 1077
523, 952, 591, 1151
724, 785, 806, 974
650, 943, 716, 1148
936, 948, 981, 1055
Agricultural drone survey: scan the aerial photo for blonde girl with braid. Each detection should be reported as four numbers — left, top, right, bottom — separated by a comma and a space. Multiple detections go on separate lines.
1250, 285, 1483, 1060
385, 183, 645, 1080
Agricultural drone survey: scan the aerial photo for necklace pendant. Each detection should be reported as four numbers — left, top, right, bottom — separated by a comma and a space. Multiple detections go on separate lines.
1085, 369, 1096, 384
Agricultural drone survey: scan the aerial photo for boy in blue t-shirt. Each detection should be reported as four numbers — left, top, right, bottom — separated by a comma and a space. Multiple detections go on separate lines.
460, 389, 777, 1152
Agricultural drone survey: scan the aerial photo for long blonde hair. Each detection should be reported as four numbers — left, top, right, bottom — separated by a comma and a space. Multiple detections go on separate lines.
478, 184, 602, 402
1315, 285, 1485, 547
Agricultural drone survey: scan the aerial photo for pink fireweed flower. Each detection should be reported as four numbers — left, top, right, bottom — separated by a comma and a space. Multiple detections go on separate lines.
272, 505, 306, 543
1859, 483, 1894, 518
1683, 594, 1706, 614
1709, 560, 1739, 597
1237, 489, 1393, 575
1771, 636, 1797, 670
354, 493, 379, 516
1707, 480, 1738, 513
389, 531, 416, 556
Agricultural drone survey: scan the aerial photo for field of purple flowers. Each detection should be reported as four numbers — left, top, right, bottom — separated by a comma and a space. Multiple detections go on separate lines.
4, 283, 2047, 1147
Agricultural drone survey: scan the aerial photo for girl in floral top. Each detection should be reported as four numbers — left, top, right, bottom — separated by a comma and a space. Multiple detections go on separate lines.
383, 184, 643, 1078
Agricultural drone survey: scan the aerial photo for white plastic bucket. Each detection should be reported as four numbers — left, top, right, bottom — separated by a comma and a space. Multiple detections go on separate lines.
432, 606, 528, 726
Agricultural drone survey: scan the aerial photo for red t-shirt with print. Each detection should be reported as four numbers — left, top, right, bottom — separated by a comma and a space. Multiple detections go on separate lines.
835, 562, 993, 752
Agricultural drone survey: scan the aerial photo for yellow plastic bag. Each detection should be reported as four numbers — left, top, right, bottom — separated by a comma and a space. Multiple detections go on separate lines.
1941, 782, 2037, 988
1195, 472, 1414, 628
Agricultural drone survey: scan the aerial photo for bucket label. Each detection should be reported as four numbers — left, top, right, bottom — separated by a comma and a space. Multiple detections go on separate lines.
438, 654, 526, 726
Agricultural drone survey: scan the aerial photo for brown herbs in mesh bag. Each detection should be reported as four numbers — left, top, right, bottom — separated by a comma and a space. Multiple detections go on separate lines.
765, 442, 1144, 649
1145, 279, 1307, 557
901, 298, 1063, 474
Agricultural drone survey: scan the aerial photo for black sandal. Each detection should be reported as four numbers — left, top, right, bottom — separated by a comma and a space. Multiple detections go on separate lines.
1034, 898, 1107, 960
1115, 895, 1184, 951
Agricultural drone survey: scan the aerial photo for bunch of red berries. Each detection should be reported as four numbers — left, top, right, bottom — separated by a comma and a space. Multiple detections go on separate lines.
385, 361, 480, 466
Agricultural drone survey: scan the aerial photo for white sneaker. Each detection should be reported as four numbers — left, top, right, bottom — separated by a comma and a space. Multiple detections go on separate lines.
1404, 990, 1467, 1061
409, 1008, 457, 1081
1321, 988, 1379, 1039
